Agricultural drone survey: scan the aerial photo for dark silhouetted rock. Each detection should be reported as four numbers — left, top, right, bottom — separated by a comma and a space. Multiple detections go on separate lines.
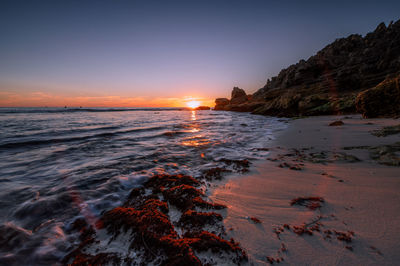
214, 87, 262, 112
355, 74, 400, 118
195, 106, 210, 110
230, 87, 248, 105
214, 98, 229, 110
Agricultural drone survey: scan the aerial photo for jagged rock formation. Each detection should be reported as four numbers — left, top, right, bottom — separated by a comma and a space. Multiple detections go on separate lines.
214, 87, 262, 112
215, 20, 400, 117
230, 87, 248, 104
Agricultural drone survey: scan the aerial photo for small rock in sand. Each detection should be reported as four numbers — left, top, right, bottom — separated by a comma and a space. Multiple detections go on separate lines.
329, 120, 344, 126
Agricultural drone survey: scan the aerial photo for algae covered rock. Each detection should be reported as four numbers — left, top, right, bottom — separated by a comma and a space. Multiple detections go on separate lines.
355, 74, 400, 118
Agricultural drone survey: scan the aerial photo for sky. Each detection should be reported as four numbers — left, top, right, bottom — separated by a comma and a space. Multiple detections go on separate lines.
0, 0, 399, 107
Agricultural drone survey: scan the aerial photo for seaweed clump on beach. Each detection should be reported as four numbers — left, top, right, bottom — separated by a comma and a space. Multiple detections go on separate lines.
371, 124, 400, 137
369, 142, 400, 166
218, 158, 251, 173
343, 142, 400, 166
201, 159, 251, 181
64, 174, 247, 265
266, 195, 358, 263
268, 147, 361, 166
250, 217, 262, 224
290, 197, 325, 210
202, 167, 232, 181
178, 210, 223, 231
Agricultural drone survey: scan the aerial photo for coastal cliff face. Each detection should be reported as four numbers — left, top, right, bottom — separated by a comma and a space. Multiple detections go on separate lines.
215, 20, 400, 118
355, 73, 400, 118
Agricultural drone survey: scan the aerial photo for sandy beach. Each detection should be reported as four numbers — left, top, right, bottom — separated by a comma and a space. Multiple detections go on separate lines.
210, 115, 400, 265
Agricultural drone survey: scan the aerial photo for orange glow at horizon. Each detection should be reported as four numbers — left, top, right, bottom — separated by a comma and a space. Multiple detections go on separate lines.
0, 91, 215, 108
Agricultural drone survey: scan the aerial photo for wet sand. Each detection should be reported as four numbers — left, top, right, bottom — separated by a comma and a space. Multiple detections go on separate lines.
210, 115, 400, 265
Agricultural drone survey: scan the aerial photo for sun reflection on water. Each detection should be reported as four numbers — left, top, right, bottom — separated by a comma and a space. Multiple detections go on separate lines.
179, 110, 211, 147
181, 136, 212, 147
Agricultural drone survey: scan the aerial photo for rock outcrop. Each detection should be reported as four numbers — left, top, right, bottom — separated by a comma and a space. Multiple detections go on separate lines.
355, 74, 400, 118
214, 98, 230, 110
214, 20, 400, 117
214, 87, 262, 112
195, 106, 211, 110
230, 87, 248, 104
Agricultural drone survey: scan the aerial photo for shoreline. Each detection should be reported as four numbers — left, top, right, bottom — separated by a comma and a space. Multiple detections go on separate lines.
210, 114, 400, 265
19, 113, 399, 265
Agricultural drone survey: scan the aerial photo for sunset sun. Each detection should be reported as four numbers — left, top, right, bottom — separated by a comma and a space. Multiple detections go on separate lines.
186, 100, 201, 109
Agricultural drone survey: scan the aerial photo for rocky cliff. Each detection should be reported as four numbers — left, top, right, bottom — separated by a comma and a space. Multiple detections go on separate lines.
215, 20, 400, 118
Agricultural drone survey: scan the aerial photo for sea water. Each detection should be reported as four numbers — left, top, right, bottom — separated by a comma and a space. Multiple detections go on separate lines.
0, 107, 287, 264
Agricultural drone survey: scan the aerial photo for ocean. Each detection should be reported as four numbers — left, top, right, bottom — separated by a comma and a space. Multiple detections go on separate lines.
0, 107, 287, 264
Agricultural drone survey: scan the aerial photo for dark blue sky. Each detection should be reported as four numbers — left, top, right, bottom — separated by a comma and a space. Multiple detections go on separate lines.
0, 0, 399, 107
